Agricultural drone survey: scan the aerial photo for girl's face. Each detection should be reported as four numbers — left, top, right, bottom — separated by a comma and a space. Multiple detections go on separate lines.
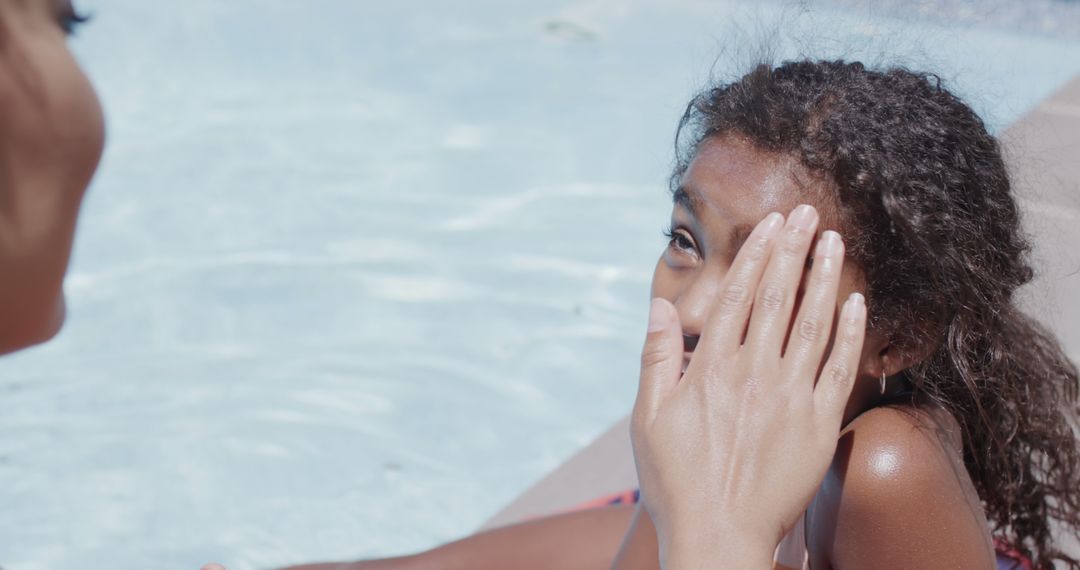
0, 0, 104, 352
650, 135, 871, 389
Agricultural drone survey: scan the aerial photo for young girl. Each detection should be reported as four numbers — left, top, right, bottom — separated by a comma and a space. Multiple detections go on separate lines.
288, 60, 1080, 569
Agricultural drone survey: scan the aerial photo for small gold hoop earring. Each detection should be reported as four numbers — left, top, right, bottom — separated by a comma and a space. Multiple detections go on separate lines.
880, 370, 887, 395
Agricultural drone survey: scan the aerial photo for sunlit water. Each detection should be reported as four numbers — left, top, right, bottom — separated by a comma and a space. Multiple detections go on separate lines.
1, 1, 1079, 569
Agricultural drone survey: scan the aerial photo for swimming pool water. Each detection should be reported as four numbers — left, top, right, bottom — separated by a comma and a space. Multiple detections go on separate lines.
1, 1, 1079, 569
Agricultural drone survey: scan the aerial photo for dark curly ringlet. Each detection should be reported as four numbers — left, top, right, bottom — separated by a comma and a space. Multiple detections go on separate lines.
673, 60, 1080, 568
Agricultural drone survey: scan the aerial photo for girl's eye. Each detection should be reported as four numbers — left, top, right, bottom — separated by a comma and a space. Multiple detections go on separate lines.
663, 226, 698, 255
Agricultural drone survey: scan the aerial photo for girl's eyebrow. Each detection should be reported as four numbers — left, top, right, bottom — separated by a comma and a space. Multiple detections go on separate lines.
674, 185, 755, 251
672, 186, 704, 217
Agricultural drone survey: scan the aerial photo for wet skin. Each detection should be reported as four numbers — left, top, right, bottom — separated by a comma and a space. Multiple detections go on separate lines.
0, 0, 105, 354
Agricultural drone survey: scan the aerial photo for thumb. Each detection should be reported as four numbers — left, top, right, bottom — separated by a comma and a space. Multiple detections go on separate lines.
636, 298, 683, 421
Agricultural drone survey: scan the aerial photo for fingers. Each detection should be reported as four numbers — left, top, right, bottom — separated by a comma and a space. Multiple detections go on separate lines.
743, 205, 819, 358
636, 297, 683, 422
813, 292, 867, 431
201, 564, 226, 570
698, 212, 784, 355
783, 230, 845, 379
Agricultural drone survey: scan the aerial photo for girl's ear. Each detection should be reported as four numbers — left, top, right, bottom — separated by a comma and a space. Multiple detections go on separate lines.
858, 324, 939, 380
857, 328, 890, 380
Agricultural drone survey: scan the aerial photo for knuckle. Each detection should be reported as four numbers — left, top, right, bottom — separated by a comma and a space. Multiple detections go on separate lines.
827, 362, 852, 386
811, 256, 838, 281
797, 316, 824, 343
779, 231, 809, 256
720, 283, 750, 308
832, 332, 855, 355
640, 343, 672, 370
738, 373, 766, 400
758, 283, 787, 311
847, 310, 867, 333
744, 235, 771, 260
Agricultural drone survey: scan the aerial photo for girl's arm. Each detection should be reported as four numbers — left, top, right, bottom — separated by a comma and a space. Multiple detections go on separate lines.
611, 504, 660, 570
280, 503, 636, 570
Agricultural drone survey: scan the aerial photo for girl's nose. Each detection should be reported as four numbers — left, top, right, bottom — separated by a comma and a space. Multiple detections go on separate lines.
672, 270, 721, 345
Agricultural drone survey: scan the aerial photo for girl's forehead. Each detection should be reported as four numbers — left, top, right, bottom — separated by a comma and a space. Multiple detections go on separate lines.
678, 136, 816, 226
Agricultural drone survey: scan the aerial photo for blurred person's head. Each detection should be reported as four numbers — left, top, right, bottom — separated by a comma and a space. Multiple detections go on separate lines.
652, 59, 1079, 567
0, 0, 104, 354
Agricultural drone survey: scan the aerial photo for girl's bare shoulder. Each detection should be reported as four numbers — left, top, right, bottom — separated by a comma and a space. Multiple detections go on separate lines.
806, 404, 996, 569
836, 403, 966, 482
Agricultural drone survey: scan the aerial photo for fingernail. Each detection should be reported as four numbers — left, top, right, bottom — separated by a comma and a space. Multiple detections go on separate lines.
762, 212, 784, 233
848, 292, 866, 317
817, 230, 842, 256
790, 204, 818, 231
648, 298, 674, 332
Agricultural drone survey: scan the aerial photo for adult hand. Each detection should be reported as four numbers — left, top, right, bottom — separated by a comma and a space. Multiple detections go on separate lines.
631, 205, 867, 568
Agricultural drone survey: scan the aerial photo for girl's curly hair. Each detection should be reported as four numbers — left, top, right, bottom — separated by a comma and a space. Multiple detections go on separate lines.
673, 60, 1080, 568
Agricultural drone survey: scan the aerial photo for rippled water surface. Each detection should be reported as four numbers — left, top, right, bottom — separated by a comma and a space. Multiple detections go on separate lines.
1, 1, 1079, 569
